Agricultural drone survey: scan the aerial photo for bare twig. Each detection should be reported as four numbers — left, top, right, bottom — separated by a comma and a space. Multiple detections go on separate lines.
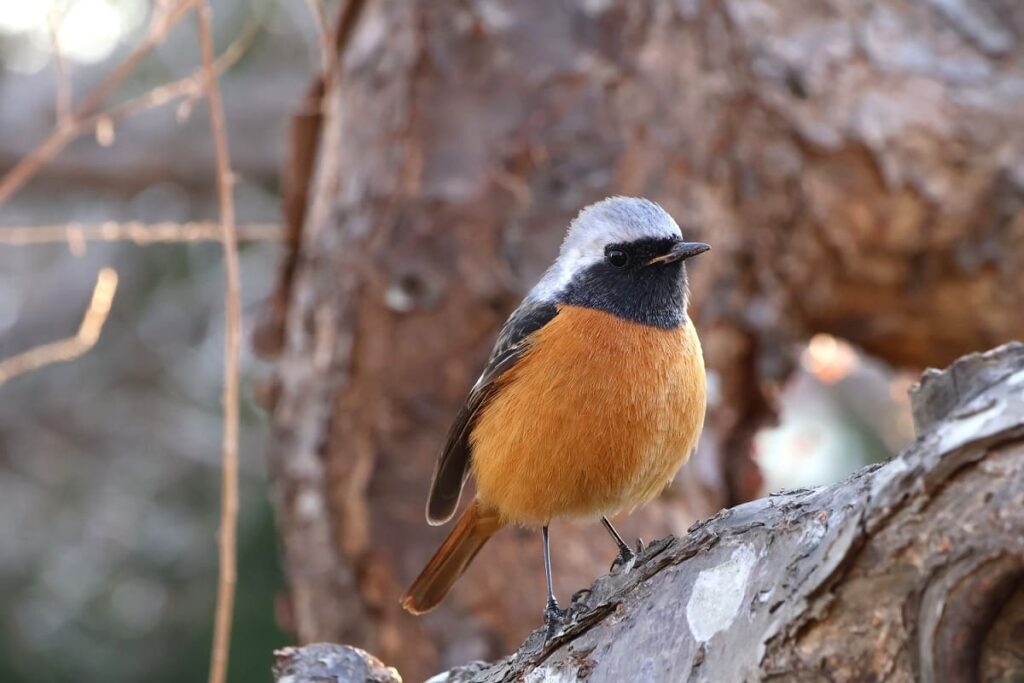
196, 3, 242, 683
46, 8, 72, 126
0, 268, 118, 385
0, 0, 198, 206
82, 0, 197, 116
304, 0, 337, 78
98, 20, 259, 131
0, 221, 280, 246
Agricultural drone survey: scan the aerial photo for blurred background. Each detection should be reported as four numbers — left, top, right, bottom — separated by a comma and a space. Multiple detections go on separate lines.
1, 1, 301, 680
1, 0, 1021, 681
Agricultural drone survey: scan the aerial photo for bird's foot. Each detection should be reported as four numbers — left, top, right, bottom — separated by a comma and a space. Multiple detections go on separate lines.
543, 599, 566, 642
610, 538, 645, 572
609, 545, 635, 572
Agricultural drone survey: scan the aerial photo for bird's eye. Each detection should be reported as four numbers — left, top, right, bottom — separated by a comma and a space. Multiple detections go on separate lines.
606, 248, 629, 268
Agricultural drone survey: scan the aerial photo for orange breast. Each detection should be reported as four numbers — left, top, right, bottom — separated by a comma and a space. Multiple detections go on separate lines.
469, 304, 706, 526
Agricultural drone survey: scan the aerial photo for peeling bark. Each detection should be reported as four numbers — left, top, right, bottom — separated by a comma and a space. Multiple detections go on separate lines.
262, 0, 1024, 678
273, 343, 1024, 682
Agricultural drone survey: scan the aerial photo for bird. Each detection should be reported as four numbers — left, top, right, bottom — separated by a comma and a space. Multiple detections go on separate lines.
401, 196, 709, 633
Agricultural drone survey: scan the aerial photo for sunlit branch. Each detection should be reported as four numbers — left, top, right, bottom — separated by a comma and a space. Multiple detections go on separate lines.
0, 221, 280, 246
0, 268, 119, 385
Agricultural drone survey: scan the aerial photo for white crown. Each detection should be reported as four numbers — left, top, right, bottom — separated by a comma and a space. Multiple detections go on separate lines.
531, 197, 682, 301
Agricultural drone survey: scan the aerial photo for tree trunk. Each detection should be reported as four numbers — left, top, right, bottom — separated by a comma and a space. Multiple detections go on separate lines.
258, 1, 1024, 679
271, 342, 1024, 682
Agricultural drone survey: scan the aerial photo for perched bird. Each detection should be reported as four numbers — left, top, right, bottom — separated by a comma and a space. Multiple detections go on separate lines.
401, 197, 709, 631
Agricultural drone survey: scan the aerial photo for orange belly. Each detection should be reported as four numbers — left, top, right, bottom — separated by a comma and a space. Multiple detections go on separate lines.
469, 304, 706, 526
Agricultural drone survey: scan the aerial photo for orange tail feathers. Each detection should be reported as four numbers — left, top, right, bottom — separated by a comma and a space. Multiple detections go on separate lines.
401, 499, 504, 615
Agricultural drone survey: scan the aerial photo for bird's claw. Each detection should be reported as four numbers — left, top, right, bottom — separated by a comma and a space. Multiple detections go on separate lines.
610, 538, 645, 572
570, 588, 592, 606
610, 546, 635, 572
543, 599, 566, 642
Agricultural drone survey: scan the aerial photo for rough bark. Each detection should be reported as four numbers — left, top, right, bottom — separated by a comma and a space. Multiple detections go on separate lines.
273, 644, 401, 683
272, 343, 1024, 682
260, 0, 1024, 679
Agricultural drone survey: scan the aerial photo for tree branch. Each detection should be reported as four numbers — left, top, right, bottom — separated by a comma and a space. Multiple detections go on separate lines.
0, 0, 198, 205
0, 1, 257, 207
194, 3, 242, 683
0, 268, 118, 385
0, 222, 279, 246
272, 342, 1024, 682
273, 644, 401, 683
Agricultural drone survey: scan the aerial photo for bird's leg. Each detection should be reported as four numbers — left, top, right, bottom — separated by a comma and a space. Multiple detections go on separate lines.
601, 516, 638, 571
541, 525, 565, 637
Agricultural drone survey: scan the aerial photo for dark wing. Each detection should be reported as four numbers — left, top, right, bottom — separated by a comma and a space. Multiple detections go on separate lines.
425, 298, 559, 524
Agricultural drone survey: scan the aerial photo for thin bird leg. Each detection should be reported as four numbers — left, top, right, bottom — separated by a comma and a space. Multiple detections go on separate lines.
541, 525, 565, 634
601, 515, 632, 555
601, 515, 642, 571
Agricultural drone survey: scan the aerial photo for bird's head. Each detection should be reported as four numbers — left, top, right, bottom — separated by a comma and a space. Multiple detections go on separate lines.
532, 197, 709, 329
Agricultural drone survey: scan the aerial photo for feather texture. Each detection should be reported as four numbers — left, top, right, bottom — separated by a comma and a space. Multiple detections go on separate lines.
425, 300, 558, 524
470, 304, 706, 525
402, 500, 504, 613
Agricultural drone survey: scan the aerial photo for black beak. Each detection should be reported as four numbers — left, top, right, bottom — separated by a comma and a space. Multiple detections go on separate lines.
646, 241, 710, 266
